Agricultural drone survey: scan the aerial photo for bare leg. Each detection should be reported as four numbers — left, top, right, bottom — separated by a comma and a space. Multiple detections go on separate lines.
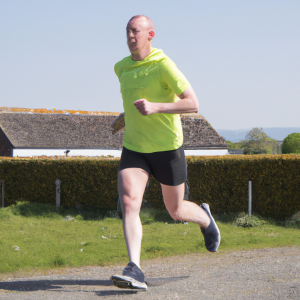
118, 168, 149, 267
161, 183, 210, 228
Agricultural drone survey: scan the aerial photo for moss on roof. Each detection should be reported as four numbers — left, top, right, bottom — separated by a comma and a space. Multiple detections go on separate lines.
0, 107, 120, 116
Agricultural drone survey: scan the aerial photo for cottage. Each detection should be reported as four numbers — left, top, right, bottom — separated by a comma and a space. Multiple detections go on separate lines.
0, 107, 228, 157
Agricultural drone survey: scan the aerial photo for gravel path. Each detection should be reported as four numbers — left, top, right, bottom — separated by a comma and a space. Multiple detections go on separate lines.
0, 246, 299, 299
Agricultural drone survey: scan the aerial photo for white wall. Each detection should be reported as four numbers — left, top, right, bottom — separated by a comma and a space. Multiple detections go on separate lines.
185, 149, 228, 156
13, 148, 228, 157
13, 149, 123, 157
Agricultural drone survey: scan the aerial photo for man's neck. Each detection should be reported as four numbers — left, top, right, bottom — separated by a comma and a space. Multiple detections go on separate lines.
131, 44, 152, 61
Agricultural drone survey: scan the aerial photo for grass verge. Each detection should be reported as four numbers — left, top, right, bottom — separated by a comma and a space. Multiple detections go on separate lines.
0, 201, 299, 274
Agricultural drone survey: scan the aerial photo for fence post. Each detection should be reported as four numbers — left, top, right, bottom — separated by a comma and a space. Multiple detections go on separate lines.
55, 179, 61, 208
248, 181, 252, 216
1, 180, 4, 208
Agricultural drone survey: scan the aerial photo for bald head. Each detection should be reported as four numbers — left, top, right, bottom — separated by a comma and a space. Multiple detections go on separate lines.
127, 15, 155, 32
126, 15, 155, 60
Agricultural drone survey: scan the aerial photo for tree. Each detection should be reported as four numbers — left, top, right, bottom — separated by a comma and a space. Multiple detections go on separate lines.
242, 128, 271, 154
281, 133, 300, 154
245, 127, 268, 142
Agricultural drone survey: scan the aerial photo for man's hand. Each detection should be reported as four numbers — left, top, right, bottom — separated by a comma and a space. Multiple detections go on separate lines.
111, 112, 125, 135
134, 99, 156, 115
133, 86, 199, 115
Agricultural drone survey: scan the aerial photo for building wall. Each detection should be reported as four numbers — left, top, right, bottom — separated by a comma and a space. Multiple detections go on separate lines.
185, 149, 228, 156
0, 128, 13, 157
13, 149, 122, 157
13, 148, 228, 157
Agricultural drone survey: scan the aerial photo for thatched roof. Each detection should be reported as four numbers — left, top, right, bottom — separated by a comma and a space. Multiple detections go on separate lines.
181, 114, 228, 149
0, 108, 228, 150
0, 112, 122, 149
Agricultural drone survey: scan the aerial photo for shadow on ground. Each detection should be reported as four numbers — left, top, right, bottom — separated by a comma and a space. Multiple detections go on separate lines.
0, 276, 189, 296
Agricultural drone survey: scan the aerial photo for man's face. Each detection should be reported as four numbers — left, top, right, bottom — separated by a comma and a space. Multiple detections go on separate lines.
126, 18, 151, 54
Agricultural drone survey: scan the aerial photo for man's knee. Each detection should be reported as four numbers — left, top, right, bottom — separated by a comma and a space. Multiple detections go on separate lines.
121, 194, 141, 212
168, 209, 183, 221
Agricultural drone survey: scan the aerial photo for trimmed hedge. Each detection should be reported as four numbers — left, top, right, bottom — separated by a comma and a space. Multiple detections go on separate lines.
0, 155, 300, 219
0, 157, 119, 209
145, 155, 300, 219
187, 155, 300, 219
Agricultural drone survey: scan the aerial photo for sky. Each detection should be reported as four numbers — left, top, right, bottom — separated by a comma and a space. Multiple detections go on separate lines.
1, 0, 299, 130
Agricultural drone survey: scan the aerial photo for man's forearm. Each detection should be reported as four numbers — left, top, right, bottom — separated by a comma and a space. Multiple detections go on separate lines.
153, 98, 198, 114
133, 86, 199, 116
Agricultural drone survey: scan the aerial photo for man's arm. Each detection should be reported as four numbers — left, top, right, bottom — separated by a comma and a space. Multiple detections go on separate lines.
133, 86, 198, 115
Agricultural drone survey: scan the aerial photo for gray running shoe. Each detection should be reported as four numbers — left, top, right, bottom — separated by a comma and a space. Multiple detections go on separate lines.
111, 262, 147, 291
200, 203, 221, 252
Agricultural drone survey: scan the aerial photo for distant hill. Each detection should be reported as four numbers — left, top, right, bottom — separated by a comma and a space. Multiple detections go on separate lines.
217, 128, 300, 142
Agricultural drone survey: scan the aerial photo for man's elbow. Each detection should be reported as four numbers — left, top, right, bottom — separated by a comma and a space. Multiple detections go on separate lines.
192, 101, 199, 113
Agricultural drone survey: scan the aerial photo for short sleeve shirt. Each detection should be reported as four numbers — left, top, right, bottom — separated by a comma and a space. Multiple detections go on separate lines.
114, 48, 190, 153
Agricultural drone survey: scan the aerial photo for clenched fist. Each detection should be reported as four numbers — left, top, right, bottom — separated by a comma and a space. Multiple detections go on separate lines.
134, 99, 156, 115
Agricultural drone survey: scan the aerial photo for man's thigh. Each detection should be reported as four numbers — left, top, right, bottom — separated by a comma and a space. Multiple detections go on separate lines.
118, 168, 149, 209
160, 182, 185, 213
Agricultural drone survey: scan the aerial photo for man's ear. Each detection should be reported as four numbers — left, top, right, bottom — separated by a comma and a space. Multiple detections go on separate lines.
149, 31, 155, 40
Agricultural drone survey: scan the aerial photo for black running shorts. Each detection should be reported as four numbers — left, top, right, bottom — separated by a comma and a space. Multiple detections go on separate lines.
118, 145, 187, 186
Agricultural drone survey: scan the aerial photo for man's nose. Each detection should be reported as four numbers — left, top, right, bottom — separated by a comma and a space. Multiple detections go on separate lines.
127, 30, 134, 39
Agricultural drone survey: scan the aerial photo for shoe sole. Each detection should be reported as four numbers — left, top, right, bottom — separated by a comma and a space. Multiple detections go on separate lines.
200, 203, 221, 252
111, 275, 147, 291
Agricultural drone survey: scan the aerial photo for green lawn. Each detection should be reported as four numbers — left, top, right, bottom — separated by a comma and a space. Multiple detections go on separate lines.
0, 202, 299, 274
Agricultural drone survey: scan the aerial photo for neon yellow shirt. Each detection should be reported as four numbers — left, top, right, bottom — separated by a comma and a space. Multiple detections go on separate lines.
114, 48, 190, 153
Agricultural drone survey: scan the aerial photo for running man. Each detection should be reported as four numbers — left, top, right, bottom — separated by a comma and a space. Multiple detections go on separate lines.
111, 15, 220, 291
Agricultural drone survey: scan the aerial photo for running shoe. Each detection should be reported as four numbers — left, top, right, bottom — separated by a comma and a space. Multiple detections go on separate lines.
200, 203, 221, 252
111, 262, 147, 291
